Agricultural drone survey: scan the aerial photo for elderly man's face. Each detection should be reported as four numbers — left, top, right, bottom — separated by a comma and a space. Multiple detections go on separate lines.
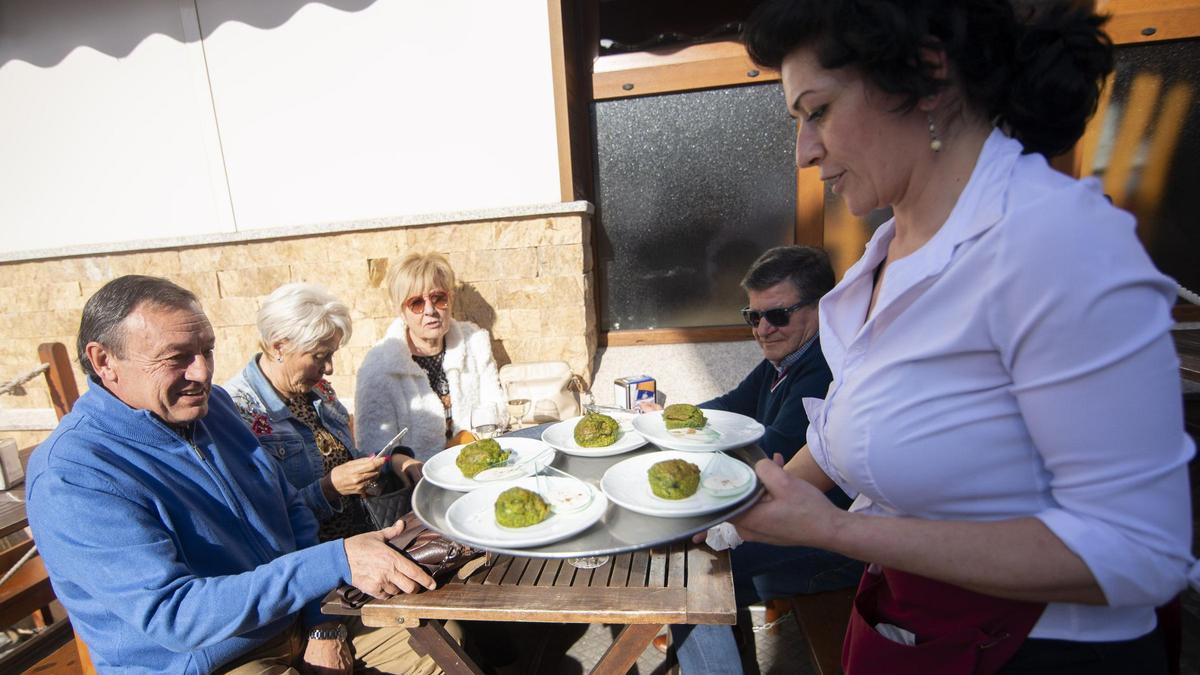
102, 302, 216, 425
746, 281, 818, 364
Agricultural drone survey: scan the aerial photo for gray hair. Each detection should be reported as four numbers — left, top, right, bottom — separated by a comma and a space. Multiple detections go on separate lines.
257, 282, 352, 354
741, 246, 835, 304
77, 275, 200, 379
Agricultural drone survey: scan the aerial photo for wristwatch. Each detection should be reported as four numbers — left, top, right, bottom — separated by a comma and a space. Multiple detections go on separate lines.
308, 624, 348, 641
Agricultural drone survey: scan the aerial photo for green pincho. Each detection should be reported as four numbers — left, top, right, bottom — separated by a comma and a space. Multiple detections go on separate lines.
455, 438, 510, 478
663, 403, 707, 430
573, 412, 620, 447
647, 458, 701, 500
494, 486, 551, 528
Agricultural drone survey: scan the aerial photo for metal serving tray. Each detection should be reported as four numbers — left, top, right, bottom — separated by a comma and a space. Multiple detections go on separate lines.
412, 424, 766, 558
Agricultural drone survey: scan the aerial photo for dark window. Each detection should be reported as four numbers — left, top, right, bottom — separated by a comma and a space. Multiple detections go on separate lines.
593, 83, 797, 331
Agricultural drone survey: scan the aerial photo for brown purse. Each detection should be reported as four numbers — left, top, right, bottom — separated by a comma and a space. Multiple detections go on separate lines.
331, 512, 489, 611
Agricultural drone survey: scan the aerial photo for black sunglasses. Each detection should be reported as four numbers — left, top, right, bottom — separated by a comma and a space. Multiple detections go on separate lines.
741, 301, 810, 328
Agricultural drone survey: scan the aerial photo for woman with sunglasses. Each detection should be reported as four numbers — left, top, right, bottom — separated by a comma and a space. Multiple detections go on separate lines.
356, 251, 505, 461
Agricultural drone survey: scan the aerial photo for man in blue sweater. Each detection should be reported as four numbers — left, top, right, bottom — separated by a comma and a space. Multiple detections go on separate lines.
27, 276, 442, 674
666, 246, 862, 671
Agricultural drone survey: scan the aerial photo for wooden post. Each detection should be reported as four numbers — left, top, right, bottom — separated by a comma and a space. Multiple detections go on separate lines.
38, 343, 79, 421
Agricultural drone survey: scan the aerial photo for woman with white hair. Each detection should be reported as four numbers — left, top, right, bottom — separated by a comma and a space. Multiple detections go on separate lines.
355, 252, 505, 461
225, 282, 423, 542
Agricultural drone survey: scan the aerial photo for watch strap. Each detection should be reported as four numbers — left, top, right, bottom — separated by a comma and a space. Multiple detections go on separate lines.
307, 624, 348, 641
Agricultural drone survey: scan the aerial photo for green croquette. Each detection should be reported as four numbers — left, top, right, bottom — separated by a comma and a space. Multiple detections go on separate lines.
494, 487, 551, 528
455, 438, 510, 478
647, 458, 701, 500
573, 412, 620, 447
663, 404, 707, 430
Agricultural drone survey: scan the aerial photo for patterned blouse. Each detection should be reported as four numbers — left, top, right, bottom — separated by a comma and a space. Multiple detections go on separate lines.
282, 393, 372, 542
412, 350, 453, 441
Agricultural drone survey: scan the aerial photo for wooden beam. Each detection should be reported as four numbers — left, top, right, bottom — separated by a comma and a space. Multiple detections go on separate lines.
547, 0, 575, 202
593, 40, 778, 100
796, 163, 825, 247
600, 325, 753, 347
1098, 1, 1200, 45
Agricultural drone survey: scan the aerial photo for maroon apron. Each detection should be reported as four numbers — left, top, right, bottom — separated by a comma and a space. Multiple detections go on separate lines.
842, 566, 1047, 675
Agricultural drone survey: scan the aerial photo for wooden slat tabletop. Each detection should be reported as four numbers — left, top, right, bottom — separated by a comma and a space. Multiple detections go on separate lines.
0, 486, 27, 540
358, 543, 734, 629
1174, 329, 1200, 383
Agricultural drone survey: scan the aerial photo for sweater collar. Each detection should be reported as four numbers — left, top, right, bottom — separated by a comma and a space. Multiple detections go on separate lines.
74, 377, 200, 447
771, 332, 820, 374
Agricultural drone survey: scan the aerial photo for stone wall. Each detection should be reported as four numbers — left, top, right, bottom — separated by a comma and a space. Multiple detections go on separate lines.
0, 212, 596, 446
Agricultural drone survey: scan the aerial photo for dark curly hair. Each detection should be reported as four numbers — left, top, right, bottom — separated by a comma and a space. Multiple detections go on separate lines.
743, 0, 1113, 157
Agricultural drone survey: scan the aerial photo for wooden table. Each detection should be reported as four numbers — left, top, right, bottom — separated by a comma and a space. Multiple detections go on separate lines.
336, 542, 734, 674
1174, 329, 1200, 383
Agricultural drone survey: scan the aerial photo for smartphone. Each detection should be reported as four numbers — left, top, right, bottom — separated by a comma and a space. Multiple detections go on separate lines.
374, 427, 409, 459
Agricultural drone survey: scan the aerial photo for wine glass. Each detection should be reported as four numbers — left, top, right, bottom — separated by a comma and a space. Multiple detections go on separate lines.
504, 382, 531, 430
470, 403, 503, 439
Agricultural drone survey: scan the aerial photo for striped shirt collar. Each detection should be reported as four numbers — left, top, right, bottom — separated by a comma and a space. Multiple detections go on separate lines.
771, 331, 819, 375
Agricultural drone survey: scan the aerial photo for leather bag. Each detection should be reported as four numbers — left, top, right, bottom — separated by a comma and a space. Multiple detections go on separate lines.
499, 361, 587, 423
333, 511, 488, 610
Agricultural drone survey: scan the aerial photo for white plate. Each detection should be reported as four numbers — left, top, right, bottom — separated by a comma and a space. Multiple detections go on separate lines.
423, 437, 555, 492
600, 450, 757, 518
541, 415, 649, 457
444, 476, 609, 548
631, 409, 765, 453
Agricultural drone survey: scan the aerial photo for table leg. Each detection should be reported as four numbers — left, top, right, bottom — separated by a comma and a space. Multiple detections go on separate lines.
590, 623, 662, 675
406, 620, 485, 675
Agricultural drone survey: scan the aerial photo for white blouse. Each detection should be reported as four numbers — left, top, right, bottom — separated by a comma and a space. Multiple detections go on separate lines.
805, 129, 1196, 641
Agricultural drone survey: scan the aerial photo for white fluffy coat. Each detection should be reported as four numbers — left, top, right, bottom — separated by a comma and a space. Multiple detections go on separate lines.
355, 318, 504, 460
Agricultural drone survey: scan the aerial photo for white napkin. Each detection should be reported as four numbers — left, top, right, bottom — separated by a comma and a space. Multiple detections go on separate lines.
704, 522, 744, 551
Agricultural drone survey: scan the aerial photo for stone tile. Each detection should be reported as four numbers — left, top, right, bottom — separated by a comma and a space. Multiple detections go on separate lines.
537, 245, 585, 278
217, 266, 292, 298
289, 260, 372, 300
205, 297, 260, 327
448, 248, 538, 283
3, 282, 82, 313
324, 229, 409, 262
540, 304, 588, 338
106, 250, 183, 277
169, 271, 221, 299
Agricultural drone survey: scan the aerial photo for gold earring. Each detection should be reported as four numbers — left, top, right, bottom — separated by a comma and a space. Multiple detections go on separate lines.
928, 114, 943, 153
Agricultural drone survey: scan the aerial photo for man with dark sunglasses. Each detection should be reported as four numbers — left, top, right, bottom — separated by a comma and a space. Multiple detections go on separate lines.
662, 246, 862, 670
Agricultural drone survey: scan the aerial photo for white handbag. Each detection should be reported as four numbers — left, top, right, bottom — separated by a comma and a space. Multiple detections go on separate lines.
498, 361, 588, 424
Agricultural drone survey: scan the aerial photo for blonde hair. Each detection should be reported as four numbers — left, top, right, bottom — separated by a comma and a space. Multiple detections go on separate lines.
257, 282, 352, 354
387, 251, 456, 313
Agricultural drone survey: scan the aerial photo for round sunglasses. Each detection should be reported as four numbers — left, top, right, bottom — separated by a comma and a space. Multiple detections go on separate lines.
403, 290, 450, 315
740, 301, 810, 328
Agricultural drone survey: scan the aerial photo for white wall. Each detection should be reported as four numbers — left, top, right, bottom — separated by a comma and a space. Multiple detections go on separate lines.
0, 0, 562, 255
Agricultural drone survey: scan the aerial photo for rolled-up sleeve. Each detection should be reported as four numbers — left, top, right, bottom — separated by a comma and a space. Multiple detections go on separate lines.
992, 182, 1194, 607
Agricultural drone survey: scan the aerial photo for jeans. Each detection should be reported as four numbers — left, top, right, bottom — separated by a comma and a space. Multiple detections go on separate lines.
672, 542, 863, 674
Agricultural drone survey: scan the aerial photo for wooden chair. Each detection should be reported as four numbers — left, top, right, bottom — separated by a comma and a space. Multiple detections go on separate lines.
767, 586, 856, 675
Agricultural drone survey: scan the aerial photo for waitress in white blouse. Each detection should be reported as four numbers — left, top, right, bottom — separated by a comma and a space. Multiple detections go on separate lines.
729, 1, 1197, 673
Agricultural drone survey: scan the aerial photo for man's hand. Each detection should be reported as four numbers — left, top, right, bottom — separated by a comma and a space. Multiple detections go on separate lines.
302, 624, 353, 674
343, 520, 437, 598
727, 454, 843, 548
390, 455, 424, 487
329, 456, 386, 496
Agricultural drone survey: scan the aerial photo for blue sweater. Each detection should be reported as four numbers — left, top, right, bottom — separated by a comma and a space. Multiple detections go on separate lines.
702, 336, 833, 461
26, 383, 351, 674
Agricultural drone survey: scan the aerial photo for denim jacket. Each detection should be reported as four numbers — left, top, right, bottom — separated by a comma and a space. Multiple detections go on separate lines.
224, 355, 359, 521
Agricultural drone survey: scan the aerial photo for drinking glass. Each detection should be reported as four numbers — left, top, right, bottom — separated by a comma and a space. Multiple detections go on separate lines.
504, 382, 531, 430
470, 403, 503, 439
